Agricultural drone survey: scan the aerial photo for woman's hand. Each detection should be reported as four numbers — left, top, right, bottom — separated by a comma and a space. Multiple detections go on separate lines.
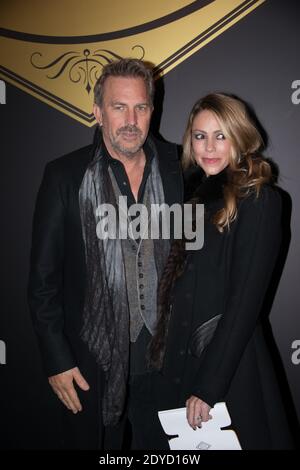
186, 395, 212, 430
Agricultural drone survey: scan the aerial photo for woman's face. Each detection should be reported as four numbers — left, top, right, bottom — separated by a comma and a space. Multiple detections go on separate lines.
191, 110, 232, 176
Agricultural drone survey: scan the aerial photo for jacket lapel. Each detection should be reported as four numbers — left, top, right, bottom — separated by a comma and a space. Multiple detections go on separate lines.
154, 138, 183, 206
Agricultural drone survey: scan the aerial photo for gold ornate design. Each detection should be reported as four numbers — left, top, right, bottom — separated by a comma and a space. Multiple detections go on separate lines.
0, 0, 266, 126
30, 46, 145, 94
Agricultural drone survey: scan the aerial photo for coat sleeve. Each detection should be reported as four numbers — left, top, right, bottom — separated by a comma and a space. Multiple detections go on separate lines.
28, 162, 76, 376
191, 186, 282, 406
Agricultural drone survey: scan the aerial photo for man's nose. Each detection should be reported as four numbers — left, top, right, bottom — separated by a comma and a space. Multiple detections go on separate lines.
126, 108, 137, 125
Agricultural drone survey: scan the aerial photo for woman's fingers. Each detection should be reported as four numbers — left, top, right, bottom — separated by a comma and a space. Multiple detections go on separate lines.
186, 395, 212, 429
186, 397, 195, 428
200, 405, 211, 422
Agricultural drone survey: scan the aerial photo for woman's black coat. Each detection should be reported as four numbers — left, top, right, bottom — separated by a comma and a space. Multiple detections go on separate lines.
160, 169, 293, 449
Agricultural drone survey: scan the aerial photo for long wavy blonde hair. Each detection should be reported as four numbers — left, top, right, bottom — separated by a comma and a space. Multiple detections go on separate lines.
148, 94, 274, 369
182, 93, 272, 231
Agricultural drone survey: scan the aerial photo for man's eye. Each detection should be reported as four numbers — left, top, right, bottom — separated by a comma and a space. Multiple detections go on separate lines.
114, 105, 125, 111
137, 105, 147, 111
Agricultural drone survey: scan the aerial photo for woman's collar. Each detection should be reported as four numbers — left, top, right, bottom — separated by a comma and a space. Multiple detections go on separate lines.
184, 165, 228, 203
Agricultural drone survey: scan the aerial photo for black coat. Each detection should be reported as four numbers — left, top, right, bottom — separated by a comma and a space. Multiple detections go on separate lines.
160, 169, 293, 449
28, 135, 183, 448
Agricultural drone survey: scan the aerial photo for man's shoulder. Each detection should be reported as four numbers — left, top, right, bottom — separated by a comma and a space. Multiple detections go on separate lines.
43, 145, 94, 189
150, 134, 179, 161
47, 144, 93, 175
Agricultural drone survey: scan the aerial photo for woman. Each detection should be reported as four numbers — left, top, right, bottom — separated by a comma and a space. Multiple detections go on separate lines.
149, 93, 294, 449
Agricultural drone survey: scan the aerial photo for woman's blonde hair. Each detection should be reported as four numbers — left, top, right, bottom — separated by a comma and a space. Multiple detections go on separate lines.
182, 93, 272, 231
149, 94, 273, 369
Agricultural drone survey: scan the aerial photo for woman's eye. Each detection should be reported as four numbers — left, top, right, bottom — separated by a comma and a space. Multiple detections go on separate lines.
216, 133, 225, 140
194, 133, 205, 140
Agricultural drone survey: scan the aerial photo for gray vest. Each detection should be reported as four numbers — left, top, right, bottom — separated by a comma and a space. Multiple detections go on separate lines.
109, 168, 158, 342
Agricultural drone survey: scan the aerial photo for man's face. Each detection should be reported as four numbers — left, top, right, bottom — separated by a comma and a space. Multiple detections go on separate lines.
94, 76, 153, 159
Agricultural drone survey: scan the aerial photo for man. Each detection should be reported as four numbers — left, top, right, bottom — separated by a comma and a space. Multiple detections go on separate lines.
28, 58, 183, 449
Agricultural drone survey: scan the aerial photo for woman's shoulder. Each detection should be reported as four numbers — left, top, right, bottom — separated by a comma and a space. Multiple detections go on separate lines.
237, 184, 282, 221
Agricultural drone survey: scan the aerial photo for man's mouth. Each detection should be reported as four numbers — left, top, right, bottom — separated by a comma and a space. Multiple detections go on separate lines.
121, 131, 139, 139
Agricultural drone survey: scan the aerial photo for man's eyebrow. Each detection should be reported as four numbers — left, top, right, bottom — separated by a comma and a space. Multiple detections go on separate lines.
110, 101, 150, 106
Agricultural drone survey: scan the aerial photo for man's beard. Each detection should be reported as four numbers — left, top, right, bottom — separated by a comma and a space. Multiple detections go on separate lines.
110, 125, 145, 157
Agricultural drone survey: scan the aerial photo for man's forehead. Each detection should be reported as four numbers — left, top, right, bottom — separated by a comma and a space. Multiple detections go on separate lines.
103, 76, 148, 101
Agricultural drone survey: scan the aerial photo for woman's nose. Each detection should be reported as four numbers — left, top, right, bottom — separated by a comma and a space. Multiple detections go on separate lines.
205, 137, 215, 153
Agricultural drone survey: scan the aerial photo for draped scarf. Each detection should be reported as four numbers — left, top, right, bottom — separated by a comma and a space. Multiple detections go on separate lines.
79, 135, 169, 425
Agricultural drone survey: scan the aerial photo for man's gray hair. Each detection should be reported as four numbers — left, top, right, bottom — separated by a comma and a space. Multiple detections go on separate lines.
94, 58, 154, 107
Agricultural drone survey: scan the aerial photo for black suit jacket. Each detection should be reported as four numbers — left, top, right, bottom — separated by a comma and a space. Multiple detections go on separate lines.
28, 135, 183, 378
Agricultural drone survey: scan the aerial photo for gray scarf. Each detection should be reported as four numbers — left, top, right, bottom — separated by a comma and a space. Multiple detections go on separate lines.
79, 136, 169, 426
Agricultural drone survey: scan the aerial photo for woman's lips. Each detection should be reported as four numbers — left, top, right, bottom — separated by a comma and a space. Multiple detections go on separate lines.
202, 158, 220, 164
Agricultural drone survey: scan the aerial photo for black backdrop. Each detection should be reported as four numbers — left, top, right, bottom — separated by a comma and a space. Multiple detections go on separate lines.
1, 0, 299, 449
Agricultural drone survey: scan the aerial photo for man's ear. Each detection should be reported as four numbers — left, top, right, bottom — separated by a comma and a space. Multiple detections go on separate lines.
93, 104, 102, 125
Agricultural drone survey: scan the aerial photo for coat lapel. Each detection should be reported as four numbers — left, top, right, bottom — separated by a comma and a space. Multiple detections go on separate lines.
154, 138, 183, 205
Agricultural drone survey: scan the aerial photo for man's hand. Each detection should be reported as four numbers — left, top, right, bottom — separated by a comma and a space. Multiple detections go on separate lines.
186, 395, 212, 430
48, 367, 90, 414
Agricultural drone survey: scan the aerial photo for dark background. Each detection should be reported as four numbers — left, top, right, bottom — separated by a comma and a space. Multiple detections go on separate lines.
1, 0, 299, 448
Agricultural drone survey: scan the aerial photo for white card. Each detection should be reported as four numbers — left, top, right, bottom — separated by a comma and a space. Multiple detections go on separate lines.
158, 402, 242, 450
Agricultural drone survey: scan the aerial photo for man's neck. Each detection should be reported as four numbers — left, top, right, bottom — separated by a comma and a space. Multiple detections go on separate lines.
104, 140, 146, 172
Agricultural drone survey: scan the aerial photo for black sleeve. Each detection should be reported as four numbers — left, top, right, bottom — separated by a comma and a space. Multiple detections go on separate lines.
28, 162, 76, 376
191, 187, 282, 406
